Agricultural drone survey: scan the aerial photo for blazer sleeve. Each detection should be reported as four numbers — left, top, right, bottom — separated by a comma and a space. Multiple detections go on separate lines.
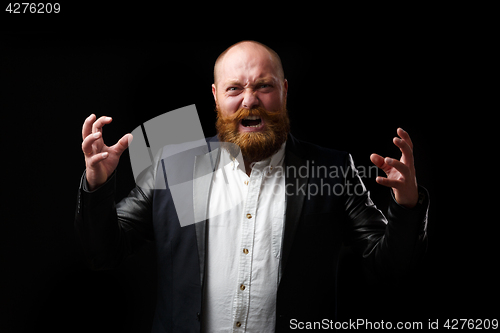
74, 150, 161, 270
342, 154, 429, 279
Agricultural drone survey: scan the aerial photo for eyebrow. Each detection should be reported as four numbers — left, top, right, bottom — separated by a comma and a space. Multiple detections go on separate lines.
224, 79, 242, 87
223, 77, 277, 87
254, 78, 276, 86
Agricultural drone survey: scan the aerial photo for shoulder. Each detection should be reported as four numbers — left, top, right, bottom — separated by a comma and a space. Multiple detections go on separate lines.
159, 138, 211, 160
286, 134, 350, 167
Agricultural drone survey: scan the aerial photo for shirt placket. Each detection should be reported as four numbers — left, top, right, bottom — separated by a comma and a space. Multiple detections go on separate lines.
232, 167, 263, 331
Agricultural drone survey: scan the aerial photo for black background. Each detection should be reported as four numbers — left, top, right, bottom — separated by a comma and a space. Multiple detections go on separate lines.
2, 7, 497, 333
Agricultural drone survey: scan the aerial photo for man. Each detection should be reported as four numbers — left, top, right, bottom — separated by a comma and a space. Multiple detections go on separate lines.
76, 41, 429, 332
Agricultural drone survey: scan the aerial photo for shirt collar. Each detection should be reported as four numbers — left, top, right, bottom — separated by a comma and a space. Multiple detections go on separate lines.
226, 142, 286, 174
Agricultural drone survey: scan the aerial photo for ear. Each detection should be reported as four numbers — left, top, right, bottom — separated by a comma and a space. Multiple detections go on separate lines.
212, 83, 217, 104
283, 79, 288, 97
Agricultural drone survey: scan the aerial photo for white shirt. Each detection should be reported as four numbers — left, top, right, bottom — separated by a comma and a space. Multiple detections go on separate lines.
201, 143, 286, 333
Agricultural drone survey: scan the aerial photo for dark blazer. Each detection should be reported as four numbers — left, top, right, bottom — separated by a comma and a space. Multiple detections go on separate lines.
74, 134, 429, 332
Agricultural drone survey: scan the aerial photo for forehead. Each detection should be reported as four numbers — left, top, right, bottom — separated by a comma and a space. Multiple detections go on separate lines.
217, 46, 280, 85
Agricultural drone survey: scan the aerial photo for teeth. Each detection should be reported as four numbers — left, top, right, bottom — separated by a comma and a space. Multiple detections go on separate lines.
247, 124, 261, 127
244, 116, 260, 120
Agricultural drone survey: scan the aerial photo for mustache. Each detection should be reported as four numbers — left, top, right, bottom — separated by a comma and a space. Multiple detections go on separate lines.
217, 106, 284, 124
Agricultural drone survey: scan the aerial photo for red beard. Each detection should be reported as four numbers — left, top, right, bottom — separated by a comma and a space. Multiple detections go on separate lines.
216, 104, 290, 163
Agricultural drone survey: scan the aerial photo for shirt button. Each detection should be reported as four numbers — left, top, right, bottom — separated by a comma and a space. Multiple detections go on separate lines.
246, 213, 252, 219
236, 322, 241, 327
240, 284, 245, 290
243, 248, 249, 254
244, 180, 249, 185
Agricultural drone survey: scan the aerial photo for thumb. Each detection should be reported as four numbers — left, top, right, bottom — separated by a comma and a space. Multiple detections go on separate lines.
113, 133, 133, 156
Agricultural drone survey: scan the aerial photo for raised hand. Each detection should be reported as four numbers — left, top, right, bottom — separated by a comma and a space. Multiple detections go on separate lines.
81, 114, 133, 191
370, 128, 418, 208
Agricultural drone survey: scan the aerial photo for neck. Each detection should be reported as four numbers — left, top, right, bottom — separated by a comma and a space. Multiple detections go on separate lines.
243, 158, 256, 177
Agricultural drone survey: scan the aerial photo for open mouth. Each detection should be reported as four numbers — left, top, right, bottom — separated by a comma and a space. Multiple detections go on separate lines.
241, 115, 262, 128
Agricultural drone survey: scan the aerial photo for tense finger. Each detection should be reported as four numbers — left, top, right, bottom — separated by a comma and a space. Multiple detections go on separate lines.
82, 114, 96, 140
397, 128, 413, 150
393, 136, 414, 166
375, 176, 403, 189
82, 131, 102, 155
87, 152, 109, 167
385, 157, 410, 179
92, 116, 113, 134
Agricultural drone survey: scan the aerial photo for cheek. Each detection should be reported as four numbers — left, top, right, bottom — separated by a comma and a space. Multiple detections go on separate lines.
261, 93, 283, 111
218, 96, 241, 115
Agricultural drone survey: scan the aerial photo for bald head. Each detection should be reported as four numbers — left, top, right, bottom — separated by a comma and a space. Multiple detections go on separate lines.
213, 41, 285, 86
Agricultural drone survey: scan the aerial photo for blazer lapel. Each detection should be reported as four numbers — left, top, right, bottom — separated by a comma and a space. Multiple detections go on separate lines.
281, 135, 308, 278
193, 137, 220, 286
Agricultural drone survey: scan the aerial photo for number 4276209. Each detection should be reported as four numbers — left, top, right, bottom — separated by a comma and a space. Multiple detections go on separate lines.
6, 3, 60, 13
443, 318, 498, 330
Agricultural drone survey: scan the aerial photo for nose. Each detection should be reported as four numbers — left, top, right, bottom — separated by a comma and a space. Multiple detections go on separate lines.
242, 90, 259, 109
